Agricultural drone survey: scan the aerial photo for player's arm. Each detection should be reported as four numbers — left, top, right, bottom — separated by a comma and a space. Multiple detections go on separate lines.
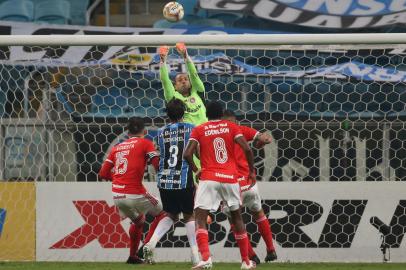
240, 125, 271, 149
145, 140, 160, 172
183, 140, 200, 175
98, 153, 114, 181
254, 132, 272, 148
176, 43, 205, 94
159, 45, 176, 101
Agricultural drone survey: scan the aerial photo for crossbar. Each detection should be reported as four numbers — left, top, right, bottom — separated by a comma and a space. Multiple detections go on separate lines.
0, 33, 406, 46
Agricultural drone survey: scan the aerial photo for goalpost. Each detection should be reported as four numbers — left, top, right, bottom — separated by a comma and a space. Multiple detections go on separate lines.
0, 34, 405, 262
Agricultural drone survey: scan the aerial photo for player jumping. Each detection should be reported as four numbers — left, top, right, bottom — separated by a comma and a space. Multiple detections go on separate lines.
142, 99, 200, 265
98, 117, 167, 264
159, 42, 207, 126
222, 110, 277, 264
183, 101, 257, 270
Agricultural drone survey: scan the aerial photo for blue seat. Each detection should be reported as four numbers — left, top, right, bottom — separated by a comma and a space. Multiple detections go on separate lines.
209, 13, 242, 27
153, 19, 188, 28
68, 0, 89, 25
0, 0, 34, 22
188, 18, 224, 27
35, 0, 71, 25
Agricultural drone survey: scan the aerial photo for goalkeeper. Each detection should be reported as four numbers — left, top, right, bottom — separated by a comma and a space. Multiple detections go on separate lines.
159, 43, 207, 126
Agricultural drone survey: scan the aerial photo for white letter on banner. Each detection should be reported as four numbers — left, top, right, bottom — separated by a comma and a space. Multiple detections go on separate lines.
199, 0, 247, 10
300, 14, 342, 28
352, 0, 385, 15
373, 12, 406, 27
254, 0, 300, 23
302, 0, 352, 15
317, 135, 330, 182
390, 0, 406, 11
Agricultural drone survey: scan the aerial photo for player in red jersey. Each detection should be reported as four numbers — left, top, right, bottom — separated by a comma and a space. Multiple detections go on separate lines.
222, 110, 277, 264
183, 101, 256, 270
99, 117, 167, 264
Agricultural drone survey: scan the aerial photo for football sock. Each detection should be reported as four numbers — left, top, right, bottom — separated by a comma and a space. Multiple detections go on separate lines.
256, 216, 275, 252
196, 228, 210, 261
148, 216, 174, 248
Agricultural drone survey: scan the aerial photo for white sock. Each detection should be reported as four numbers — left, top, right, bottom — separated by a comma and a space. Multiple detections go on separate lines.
148, 216, 174, 248
186, 220, 199, 261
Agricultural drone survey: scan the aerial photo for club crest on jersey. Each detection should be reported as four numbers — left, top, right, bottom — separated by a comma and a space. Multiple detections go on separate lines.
189, 97, 196, 104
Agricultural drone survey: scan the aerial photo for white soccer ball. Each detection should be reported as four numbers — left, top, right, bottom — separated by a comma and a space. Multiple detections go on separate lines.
163, 2, 184, 22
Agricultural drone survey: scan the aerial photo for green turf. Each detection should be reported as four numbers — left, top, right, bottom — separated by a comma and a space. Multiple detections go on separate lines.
0, 262, 405, 270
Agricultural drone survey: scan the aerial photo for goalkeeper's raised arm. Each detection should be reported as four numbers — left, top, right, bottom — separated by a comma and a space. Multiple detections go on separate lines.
159, 43, 207, 126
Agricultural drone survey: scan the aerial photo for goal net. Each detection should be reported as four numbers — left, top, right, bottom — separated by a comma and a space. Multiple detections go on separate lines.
0, 34, 405, 262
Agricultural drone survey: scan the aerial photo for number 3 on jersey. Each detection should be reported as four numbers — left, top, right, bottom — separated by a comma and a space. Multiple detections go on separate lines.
115, 150, 129, 174
167, 145, 179, 167
213, 137, 228, 164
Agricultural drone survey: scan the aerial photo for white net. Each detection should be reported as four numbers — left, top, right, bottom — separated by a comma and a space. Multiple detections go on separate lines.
0, 38, 406, 261
0, 43, 405, 182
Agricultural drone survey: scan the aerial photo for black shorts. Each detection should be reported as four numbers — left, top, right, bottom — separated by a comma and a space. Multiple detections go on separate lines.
159, 187, 195, 215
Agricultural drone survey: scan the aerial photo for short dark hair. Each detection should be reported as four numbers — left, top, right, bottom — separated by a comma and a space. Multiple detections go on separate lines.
166, 98, 185, 121
223, 109, 236, 118
127, 117, 144, 135
206, 101, 224, 120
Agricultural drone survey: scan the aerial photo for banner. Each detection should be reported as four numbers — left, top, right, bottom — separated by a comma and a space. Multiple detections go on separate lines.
199, 0, 406, 29
0, 182, 35, 261
36, 182, 406, 262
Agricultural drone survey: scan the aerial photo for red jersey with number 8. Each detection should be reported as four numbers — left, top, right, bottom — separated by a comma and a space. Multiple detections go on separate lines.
104, 137, 158, 194
189, 120, 243, 183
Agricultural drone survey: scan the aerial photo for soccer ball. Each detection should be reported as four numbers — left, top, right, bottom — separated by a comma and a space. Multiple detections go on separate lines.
163, 2, 184, 22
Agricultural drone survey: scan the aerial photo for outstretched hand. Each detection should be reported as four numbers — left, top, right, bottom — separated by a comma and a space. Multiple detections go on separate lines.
159, 45, 169, 62
176, 42, 188, 58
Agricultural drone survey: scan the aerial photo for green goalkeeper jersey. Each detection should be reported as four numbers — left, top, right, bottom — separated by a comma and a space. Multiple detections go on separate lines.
160, 59, 207, 126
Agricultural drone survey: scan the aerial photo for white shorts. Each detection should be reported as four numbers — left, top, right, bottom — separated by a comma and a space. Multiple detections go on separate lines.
223, 183, 262, 217
113, 192, 162, 222
194, 180, 241, 212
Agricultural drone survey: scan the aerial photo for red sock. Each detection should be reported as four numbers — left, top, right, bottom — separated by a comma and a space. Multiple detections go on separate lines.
230, 224, 256, 258
196, 228, 210, 261
256, 216, 275, 252
144, 212, 166, 244
234, 231, 250, 264
129, 221, 143, 257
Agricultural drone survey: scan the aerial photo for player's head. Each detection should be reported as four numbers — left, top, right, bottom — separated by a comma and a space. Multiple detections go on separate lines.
206, 101, 224, 120
166, 98, 185, 122
127, 117, 145, 136
174, 73, 191, 96
222, 109, 237, 123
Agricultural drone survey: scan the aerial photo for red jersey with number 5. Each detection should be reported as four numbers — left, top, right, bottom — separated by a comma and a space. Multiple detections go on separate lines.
102, 137, 158, 194
189, 120, 243, 183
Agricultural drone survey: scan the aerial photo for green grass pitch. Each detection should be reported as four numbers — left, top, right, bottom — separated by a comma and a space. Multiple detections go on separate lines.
1, 262, 406, 270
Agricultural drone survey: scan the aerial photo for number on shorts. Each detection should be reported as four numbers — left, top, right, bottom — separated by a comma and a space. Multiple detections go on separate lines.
167, 145, 179, 167
213, 137, 228, 164
115, 150, 129, 174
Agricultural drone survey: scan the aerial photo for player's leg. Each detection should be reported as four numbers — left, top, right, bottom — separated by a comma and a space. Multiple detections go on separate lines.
245, 184, 277, 262
132, 191, 166, 264
221, 183, 256, 269
192, 180, 222, 269
113, 196, 145, 264
143, 189, 179, 264
181, 186, 200, 265
222, 204, 260, 265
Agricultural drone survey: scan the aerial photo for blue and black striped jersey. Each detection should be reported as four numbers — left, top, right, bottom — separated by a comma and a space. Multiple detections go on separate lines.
156, 122, 195, 189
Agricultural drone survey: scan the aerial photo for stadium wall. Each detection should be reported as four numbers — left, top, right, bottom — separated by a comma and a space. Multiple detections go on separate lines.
33, 182, 406, 262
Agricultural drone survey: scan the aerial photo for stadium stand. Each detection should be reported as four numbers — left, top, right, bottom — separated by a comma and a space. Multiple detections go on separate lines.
34, 0, 71, 25
0, 0, 34, 22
